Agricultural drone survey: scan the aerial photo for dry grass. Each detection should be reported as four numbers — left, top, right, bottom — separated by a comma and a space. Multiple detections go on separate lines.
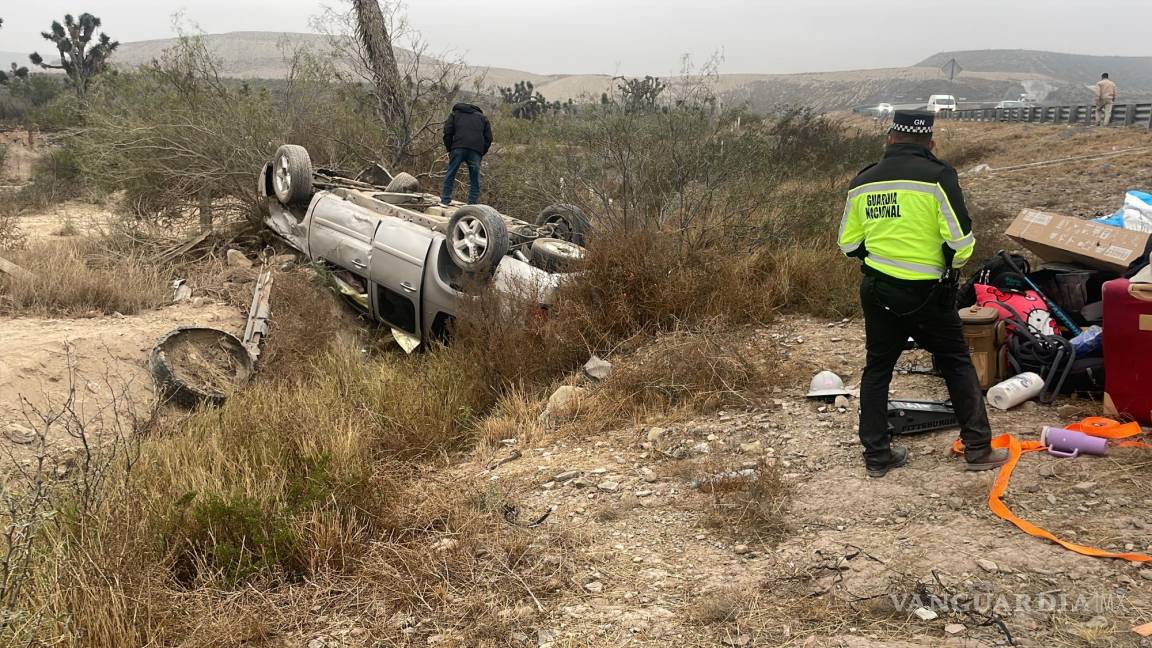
699, 459, 793, 543
0, 237, 169, 316
603, 330, 776, 412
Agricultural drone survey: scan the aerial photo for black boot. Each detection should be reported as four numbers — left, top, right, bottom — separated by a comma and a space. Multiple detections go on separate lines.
866, 446, 909, 479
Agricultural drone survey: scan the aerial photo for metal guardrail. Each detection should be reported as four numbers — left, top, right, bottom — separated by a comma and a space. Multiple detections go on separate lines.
941, 103, 1152, 128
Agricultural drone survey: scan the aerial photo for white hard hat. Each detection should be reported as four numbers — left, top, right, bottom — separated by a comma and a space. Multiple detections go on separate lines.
806, 371, 850, 398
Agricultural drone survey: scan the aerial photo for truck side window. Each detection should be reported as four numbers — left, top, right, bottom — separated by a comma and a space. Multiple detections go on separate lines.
377, 286, 416, 334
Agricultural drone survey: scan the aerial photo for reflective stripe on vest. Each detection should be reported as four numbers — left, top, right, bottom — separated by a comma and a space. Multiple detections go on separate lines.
866, 253, 944, 279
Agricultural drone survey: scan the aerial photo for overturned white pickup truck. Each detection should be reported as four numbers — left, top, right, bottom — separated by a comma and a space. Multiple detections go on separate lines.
257, 144, 590, 349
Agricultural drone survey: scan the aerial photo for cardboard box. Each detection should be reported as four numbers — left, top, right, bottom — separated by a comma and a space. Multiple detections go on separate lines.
1005, 209, 1150, 274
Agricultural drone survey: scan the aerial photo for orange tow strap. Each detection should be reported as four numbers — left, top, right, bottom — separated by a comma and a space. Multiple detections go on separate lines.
952, 417, 1152, 562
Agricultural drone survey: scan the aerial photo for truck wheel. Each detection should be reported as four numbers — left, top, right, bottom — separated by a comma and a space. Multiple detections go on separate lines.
272, 144, 314, 206
531, 237, 586, 272
535, 203, 591, 246
447, 205, 509, 274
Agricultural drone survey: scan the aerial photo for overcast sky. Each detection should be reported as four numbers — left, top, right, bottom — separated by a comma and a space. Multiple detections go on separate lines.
1, 0, 1150, 75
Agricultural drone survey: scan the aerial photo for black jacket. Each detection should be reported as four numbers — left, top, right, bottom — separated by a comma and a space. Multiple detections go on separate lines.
443, 103, 493, 155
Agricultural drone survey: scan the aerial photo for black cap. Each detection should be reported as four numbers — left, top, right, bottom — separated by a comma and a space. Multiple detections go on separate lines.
891, 110, 934, 135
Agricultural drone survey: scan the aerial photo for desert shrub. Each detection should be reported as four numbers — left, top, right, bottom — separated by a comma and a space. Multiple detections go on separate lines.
603, 331, 776, 412
701, 459, 792, 542
0, 74, 71, 126
0, 143, 7, 170
0, 237, 168, 315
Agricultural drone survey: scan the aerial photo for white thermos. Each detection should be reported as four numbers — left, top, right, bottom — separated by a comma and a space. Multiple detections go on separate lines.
986, 372, 1045, 410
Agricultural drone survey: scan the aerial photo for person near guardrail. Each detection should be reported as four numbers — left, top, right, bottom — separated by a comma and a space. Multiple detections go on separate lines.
1094, 73, 1117, 127
440, 103, 493, 206
837, 110, 1009, 478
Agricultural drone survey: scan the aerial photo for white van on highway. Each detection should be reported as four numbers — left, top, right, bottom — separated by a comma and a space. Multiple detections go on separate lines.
928, 95, 957, 113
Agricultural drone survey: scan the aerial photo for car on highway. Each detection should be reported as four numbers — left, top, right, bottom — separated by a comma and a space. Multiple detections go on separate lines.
875, 103, 894, 118
256, 144, 590, 350
995, 100, 1026, 109
927, 94, 957, 113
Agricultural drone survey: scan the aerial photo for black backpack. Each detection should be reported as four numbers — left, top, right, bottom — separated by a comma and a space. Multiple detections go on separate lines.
957, 253, 1031, 309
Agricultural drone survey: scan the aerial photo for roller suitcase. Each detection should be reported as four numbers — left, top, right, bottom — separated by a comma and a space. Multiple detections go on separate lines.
1102, 278, 1152, 423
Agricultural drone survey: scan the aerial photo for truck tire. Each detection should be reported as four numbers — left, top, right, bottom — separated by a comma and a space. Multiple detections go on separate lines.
272, 144, 314, 205
447, 205, 509, 274
535, 203, 591, 246
531, 237, 586, 272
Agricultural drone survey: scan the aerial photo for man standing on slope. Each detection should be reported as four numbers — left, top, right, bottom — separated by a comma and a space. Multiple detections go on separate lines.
837, 111, 1009, 478
1094, 73, 1117, 127
440, 103, 493, 206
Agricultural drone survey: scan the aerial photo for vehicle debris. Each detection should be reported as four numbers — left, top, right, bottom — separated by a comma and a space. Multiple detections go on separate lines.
149, 327, 254, 408
242, 270, 274, 362
150, 267, 274, 407
171, 279, 193, 303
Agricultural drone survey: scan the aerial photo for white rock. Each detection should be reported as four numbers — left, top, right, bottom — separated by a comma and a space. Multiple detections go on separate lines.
226, 249, 253, 268
597, 481, 620, 492
739, 441, 764, 455
834, 395, 850, 409
977, 558, 999, 573
583, 581, 604, 594
5, 424, 36, 445
583, 355, 613, 381
646, 427, 668, 443
944, 623, 966, 635
541, 386, 586, 422
913, 607, 938, 621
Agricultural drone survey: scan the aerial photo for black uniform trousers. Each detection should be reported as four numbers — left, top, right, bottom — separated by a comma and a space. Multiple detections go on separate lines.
858, 269, 993, 467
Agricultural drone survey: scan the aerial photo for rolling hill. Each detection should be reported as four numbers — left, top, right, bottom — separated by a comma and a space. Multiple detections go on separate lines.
110, 32, 556, 92
9, 33, 1149, 111
919, 50, 1152, 93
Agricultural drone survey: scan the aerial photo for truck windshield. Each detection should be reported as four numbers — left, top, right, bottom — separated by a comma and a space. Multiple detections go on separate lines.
937, 98, 955, 105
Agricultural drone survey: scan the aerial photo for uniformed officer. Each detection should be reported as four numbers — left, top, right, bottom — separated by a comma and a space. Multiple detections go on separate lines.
838, 110, 1009, 478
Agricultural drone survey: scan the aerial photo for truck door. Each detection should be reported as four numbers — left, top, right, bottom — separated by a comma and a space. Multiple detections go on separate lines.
369, 217, 434, 339
307, 195, 379, 276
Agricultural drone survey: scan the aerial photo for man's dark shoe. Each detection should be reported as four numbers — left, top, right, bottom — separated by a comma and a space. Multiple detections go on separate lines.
866, 446, 909, 478
966, 447, 1010, 471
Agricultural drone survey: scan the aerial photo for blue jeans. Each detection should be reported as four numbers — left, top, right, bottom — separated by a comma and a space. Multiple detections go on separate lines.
441, 148, 482, 204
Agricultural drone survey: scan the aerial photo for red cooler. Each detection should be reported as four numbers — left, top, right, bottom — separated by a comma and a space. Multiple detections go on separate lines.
1103, 278, 1152, 423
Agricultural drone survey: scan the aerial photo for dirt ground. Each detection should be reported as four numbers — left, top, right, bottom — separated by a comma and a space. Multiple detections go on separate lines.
0, 303, 244, 458
442, 317, 1152, 648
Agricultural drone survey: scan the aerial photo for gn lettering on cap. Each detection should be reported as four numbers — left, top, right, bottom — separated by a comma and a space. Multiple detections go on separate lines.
891, 110, 934, 135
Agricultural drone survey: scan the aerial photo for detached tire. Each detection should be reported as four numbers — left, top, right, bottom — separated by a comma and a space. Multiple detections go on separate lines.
535, 203, 591, 246
272, 144, 314, 206
447, 205, 509, 274
531, 237, 586, 272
